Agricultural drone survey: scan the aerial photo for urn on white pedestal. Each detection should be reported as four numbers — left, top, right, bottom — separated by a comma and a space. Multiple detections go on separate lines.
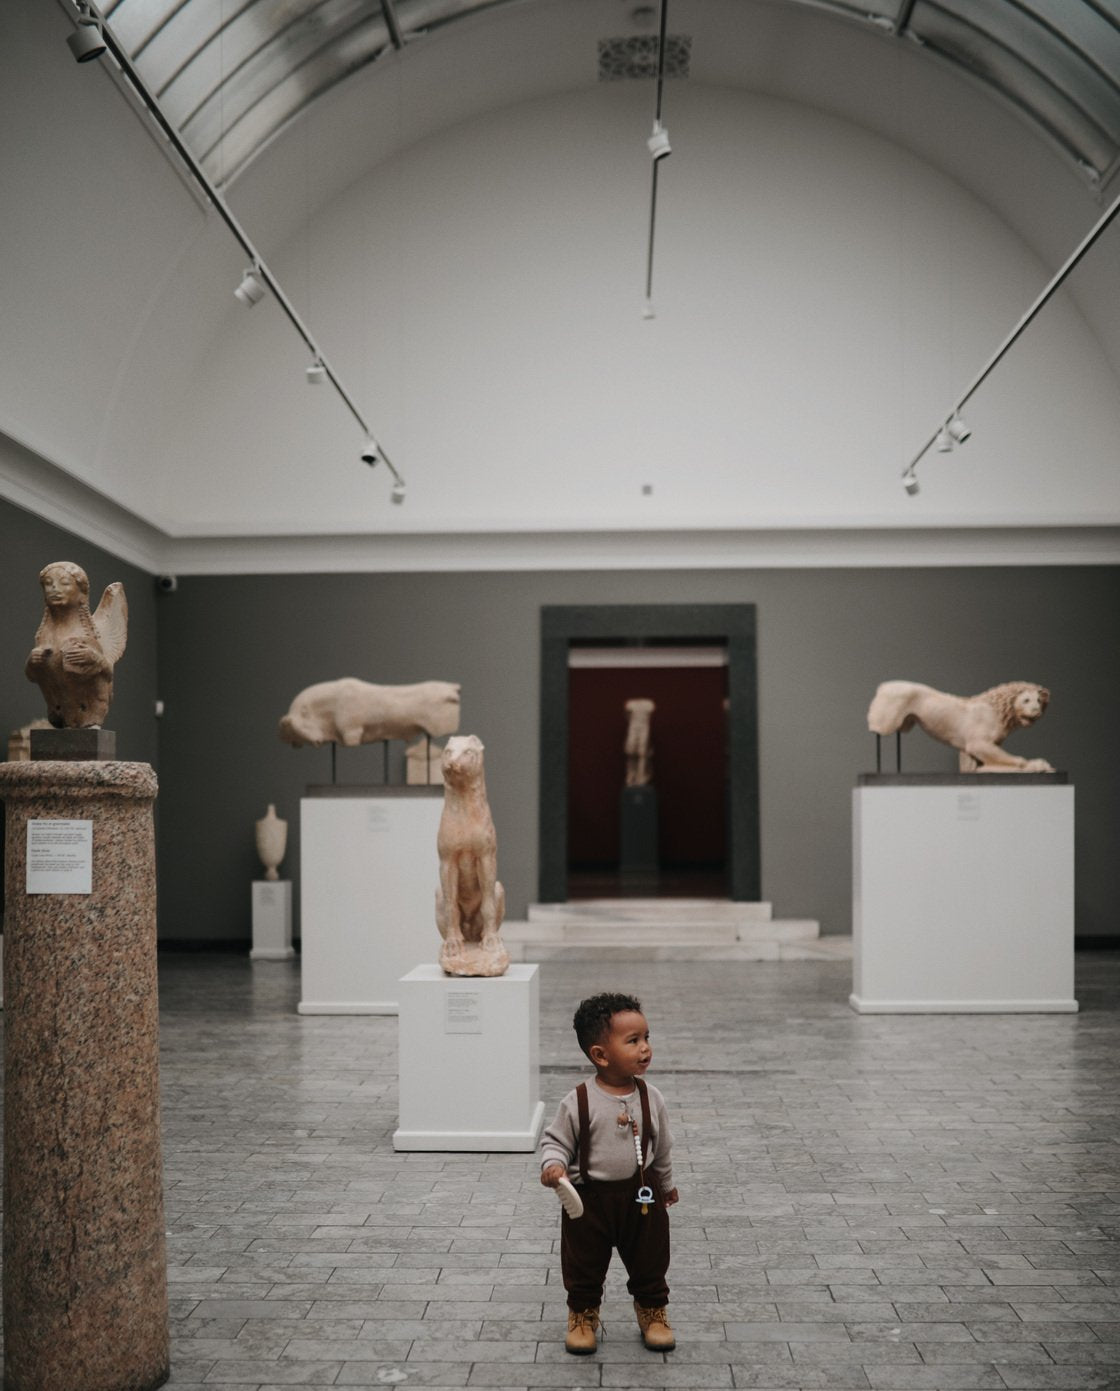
255, 803, 287, 881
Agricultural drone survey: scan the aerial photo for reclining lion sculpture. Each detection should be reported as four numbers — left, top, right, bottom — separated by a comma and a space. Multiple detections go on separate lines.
867, 680, 1053, 772
435, 735, 509, 977
278, 677, 460, 748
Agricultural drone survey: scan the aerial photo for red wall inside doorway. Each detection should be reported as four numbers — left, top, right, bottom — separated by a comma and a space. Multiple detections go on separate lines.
567, 665, 728, 870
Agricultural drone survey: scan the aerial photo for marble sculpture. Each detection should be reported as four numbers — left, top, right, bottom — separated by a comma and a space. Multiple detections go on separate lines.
624, 697, 656, 787
25, 561, 128, 729
867, 679, 1054, 772
278, 677, 461, 748
435, 735, 509, 977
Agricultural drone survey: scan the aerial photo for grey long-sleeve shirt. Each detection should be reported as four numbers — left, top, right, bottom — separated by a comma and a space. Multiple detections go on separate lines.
539, 1078, 673, 1190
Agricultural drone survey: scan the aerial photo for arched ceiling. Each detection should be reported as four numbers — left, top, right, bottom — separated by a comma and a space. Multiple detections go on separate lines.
99, 0, 1120, 193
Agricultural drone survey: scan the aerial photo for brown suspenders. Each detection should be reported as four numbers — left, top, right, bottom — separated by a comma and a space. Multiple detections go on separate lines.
575, 1077, 652, 1183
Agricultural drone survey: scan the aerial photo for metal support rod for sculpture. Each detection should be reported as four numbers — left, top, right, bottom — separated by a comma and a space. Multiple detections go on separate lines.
0, 760, 169, 1391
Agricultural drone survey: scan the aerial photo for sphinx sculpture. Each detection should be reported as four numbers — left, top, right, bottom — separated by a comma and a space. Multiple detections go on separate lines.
435, 735, 509, 977
867, 679, 1054, 772
278, 677, 461, 748
624, 697, 655, 787
25, 561, 128, 728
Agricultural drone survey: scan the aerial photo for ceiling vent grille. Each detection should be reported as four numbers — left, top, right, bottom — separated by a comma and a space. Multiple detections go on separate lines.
598, 34, 692, 81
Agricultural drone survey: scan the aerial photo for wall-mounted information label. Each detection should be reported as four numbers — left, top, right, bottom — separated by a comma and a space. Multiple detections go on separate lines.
26, 819, 93, 894
956, 792, 982, 821
445, 990, 482, 1034
366, 806, 392, 834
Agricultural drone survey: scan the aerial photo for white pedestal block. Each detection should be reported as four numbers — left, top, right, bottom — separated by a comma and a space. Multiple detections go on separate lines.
251, 880, 294, 960
394, 964, 546, 1151
299, 790, 443, 1014
852, 780, 1076, 1013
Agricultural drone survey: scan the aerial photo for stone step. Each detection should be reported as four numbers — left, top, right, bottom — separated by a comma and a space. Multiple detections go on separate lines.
505, 919, 819, 946
501, 923, 847, 964
527, 898, 773, 924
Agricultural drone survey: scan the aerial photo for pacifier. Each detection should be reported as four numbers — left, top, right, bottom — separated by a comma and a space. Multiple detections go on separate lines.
636, 1184, 654, 1214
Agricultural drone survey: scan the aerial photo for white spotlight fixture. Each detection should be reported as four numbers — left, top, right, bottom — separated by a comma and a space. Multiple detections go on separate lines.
305, 359, 326, 385
946, 414, 971, 444
234, 266, 266, 307
903, 471, 920, 496
935, 427, 953, 453
391, 480, 406, 505
361, 440, 380, 467
642, 299, 656, 320
647, 121, 671, 161
67, 2, 107, 61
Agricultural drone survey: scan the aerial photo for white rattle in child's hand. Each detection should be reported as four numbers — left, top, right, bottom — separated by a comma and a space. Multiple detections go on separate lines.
555, 1175, 584, 1219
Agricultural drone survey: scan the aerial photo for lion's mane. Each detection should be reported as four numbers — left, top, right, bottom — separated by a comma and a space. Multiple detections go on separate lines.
976, 681, 1049, 735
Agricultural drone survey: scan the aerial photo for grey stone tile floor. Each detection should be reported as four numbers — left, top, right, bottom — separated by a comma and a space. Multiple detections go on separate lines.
112, 953, 1120, 1387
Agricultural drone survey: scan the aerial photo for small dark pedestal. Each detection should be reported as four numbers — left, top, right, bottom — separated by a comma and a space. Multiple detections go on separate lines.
619, 785, 658, 891
30, 728, 116, 761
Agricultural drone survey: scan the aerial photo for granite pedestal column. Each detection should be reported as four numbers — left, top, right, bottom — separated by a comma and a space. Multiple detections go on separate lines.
0, 760, 169, 1391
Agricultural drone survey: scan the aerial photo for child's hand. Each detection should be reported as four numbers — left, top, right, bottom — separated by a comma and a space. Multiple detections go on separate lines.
540, 1164, 567, 1189
664, 1187, 680, 1207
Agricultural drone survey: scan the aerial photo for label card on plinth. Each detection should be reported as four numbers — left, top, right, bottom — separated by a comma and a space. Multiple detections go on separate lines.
26, 819, 93, 894
445, 990, 483, 1034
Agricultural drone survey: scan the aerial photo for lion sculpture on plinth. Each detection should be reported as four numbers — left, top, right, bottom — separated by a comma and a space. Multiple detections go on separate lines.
867, 680, 1053, 772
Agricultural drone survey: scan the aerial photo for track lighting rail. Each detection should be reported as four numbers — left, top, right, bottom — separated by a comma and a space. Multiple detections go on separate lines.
62, 0, 404, 494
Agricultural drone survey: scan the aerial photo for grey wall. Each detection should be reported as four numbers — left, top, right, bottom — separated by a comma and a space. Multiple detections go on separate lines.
154, 566, 1119, 944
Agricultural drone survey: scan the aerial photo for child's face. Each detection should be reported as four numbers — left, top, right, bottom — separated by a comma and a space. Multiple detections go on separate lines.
591, 1009, 652, 1082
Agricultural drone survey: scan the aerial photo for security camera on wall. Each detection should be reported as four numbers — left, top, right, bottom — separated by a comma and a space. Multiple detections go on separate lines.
156, 575, 178, 593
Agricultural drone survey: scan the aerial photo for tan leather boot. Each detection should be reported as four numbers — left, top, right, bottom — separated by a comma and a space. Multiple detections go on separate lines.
634, 1300, 676, 1350
565, 1306, 601, 1354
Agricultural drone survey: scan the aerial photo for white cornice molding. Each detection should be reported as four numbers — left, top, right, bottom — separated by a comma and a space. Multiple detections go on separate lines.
2, 440, 1117, 573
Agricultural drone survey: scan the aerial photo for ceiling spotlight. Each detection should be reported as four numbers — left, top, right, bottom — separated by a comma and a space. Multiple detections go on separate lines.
306, 360, 326, 385
946, 414, 971, 444
903, 471, 920, 496
234, 267, 266, 307
642, 299, 656, 320
935, 427, 953, 453
391, 480, 406, 505
647, 122, 671, 161
361, 440, 380, 466
67, 3, 107, 61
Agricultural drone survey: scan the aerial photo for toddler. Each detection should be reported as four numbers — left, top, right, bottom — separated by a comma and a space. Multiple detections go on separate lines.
540, 991, 678, 1354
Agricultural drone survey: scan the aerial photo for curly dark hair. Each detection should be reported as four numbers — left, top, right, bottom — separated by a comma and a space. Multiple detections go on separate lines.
572, 992, 643, 1059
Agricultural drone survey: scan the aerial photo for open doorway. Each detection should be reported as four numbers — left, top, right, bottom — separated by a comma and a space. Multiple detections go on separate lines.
539, 604, 759, 903
567, 646, 729, 898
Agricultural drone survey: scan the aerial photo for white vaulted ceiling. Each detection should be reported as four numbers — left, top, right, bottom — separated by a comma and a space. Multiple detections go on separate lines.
3, 0, 1120, 572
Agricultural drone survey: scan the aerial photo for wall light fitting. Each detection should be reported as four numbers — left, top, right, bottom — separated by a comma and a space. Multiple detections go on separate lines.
306, 360, 326, 385
935, 427, 953, 453
647, 122, 671, 161
66, 2, 107, 61
946, 414, 971, 444
903, 471, 920, 496
234, 266, 266, 307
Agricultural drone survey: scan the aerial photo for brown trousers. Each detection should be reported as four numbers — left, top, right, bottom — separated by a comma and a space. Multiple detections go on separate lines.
560, 1172, 671, 1310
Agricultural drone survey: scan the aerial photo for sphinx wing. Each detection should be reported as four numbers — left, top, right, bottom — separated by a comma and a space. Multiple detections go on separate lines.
92, 582, 129, 664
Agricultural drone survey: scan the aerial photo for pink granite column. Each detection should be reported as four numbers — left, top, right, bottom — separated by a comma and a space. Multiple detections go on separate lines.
0, 761, 169, 1391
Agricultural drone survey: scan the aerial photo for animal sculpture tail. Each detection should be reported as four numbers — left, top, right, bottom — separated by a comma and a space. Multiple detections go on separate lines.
867, 680, 923, 736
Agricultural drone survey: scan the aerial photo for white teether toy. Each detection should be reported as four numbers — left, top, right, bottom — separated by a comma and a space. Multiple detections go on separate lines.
555, 1176, 584, 1219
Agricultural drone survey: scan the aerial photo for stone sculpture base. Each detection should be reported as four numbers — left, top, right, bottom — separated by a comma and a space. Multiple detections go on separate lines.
30, 726, 116, 760
394, 964, 545, 1151
251, 880, 294, 960
620, 785, 659, 885
0, 760, 169, 1391
851, 777, 1076, 1013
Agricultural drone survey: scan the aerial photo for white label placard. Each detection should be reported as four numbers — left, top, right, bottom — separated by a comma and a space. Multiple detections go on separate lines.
27, 819, 93, 894
366, 806, 392, 834
956, 793, 982, 821
445, 990, 483, 1034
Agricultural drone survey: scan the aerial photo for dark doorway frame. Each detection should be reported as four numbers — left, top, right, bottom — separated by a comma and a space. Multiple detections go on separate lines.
539, 604, 760, 902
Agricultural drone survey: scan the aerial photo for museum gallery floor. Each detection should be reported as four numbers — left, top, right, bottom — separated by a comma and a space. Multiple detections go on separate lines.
49, 952, 1120, 1390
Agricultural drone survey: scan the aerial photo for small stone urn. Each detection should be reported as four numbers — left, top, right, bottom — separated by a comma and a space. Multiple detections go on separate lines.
254, 803, 287, 881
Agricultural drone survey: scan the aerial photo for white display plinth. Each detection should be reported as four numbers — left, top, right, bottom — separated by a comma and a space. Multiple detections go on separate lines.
299, 789, 443, 1014
394, 964, 546, 1151
251, 880, 294, 960
852, 778, 1076, 1013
